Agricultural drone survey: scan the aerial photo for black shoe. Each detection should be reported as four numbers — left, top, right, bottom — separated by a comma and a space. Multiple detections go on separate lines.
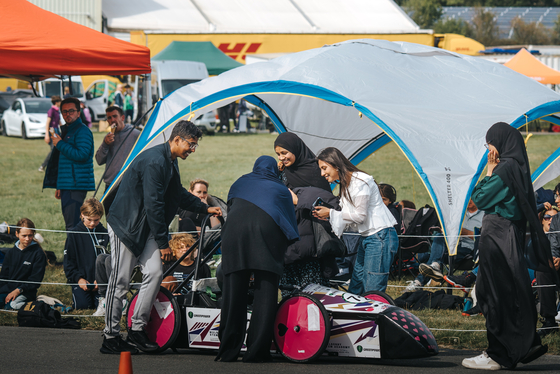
520, 344, 548, 364
444, 271, 476, 292
100, 336, 139, 355
419, 263, 444, 282
127, 329, 159, 352
462, 304, 482, 317
538, 319, 559, 338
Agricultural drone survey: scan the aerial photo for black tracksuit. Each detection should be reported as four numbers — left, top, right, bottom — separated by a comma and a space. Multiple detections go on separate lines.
63, 221, 108, 310
0, 242, 46, 301
63, 221, 108, 284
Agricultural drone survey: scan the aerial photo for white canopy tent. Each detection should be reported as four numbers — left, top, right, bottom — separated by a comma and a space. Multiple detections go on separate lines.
103, 0, 421, 34
110, 39, 560, 254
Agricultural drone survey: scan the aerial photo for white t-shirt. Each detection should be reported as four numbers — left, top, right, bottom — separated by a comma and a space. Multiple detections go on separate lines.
329, 172, 397, 237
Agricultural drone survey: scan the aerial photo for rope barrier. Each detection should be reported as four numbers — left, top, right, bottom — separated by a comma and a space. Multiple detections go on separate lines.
8, 223, 560, 239
2, 225, 219, 236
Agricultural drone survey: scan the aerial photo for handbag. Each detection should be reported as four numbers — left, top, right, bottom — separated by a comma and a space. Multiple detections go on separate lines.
312, 220, 347, 258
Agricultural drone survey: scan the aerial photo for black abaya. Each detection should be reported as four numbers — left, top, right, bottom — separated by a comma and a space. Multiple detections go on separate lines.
216, 198, 288, 362
476, 214, 540, 369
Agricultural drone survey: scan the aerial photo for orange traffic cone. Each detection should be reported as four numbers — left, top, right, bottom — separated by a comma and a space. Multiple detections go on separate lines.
118, 351, 133, 374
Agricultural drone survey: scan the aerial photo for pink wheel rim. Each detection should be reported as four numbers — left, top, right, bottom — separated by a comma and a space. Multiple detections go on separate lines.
363, 293, 391, 304
127, 291, 176, 347
274, 296, 327, 361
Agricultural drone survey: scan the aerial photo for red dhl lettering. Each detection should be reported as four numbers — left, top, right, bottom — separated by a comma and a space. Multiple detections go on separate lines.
218, 43, 262, 61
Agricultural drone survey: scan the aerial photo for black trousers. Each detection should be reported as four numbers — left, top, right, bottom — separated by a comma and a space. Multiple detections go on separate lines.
536, 269, 560, 319
216, 269, 278, 362
60, 190, 87, 231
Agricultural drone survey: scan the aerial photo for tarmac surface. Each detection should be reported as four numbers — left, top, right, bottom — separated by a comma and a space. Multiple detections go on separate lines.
2, 326, 560, 374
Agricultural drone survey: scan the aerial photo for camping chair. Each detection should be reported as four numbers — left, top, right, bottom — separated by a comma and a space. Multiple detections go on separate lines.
395, 206, 441, 280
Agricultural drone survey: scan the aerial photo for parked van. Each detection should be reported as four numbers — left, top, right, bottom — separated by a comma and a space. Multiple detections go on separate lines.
149, 60, 217, 134
85, 79, 118, 121
36, 77, 85, 101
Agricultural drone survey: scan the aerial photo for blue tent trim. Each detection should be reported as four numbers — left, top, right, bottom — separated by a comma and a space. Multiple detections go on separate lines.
532, 146, 560, 184
541, 114, 560, 127
244, 95, 287, 133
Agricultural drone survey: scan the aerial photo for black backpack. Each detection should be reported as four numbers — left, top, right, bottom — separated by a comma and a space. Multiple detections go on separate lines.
17, 301, 81, 329
399, 206, 442, 254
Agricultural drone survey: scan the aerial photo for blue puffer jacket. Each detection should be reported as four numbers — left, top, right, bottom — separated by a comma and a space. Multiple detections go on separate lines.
43, 117, 95, 191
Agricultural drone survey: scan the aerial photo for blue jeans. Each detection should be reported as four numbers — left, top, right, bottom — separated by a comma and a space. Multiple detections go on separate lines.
348, 227, 398, 294
416, 232, 445, 285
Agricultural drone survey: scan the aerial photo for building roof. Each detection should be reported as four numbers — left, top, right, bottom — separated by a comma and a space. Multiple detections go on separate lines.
103, 0, 422, 34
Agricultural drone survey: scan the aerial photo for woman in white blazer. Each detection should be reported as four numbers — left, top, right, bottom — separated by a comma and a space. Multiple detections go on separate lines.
313, 147, 398, 293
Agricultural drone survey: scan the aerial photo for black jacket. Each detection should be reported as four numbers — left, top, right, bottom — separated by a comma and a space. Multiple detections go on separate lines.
107, 142, 208, 257
63, 221, 108, 284
284, 187, 340, 264
0, 242, 46, 299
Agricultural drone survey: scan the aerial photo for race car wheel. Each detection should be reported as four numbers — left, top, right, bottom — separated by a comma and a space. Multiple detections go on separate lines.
274, 293, 330, 363
361, 290, 396, 305
126, 286, 181, 353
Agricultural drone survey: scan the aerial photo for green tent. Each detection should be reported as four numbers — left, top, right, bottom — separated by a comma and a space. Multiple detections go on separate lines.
152, 41, 243, 75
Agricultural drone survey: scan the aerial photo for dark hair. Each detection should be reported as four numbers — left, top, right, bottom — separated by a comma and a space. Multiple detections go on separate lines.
51, 95, 61, 104
105, 106, 124, 116
60, 97, 81, 112
169, 120, 203, 142
316, 147, 365, 206
16, 217, 36, 234
379, 183, 397, 204
555, 183, 560, 195
400, 200, 416, 209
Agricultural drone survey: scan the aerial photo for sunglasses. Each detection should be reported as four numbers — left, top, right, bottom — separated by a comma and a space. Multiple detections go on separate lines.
544, 215, 553, 221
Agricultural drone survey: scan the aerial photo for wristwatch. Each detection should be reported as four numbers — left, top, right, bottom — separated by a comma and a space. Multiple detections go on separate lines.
17, 287, 23, 293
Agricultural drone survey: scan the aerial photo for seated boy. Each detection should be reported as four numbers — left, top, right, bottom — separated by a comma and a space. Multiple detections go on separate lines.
162, 233, 210, 293
0, 218, 47, 310
64, 198, 108, 310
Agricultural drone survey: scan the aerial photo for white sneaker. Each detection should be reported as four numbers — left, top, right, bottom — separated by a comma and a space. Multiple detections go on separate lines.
556, 310, 560, 323
92, 297, 105, 317
431, 262, 441, 272
462, 352, 501, 370
403, 280, 422, 293
122, 298, 128, 312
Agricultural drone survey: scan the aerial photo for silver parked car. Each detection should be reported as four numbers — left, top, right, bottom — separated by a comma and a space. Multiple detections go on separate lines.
1, 98, 52, 139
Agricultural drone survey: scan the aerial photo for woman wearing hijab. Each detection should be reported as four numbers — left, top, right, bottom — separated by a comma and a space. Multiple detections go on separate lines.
274, 133, 339, 294
463, 122, 555, 370
216, 156, 298, 363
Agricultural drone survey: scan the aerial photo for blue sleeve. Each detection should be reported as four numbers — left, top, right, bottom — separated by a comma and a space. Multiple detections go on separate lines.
56, 127, 94, 162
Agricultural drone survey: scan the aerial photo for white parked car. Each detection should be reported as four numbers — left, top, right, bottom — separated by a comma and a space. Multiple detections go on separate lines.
0, 98, 52, 139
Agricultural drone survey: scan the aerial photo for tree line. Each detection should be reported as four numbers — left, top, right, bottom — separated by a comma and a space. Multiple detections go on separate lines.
398, 0, 560, 45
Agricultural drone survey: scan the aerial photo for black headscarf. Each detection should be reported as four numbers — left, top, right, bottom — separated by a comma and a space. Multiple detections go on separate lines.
486, 122, 555, 274
228, 156, 299, 242
274, 132, 331, 192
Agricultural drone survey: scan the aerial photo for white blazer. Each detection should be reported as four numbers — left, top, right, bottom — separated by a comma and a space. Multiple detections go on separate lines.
329, 172, 397, 237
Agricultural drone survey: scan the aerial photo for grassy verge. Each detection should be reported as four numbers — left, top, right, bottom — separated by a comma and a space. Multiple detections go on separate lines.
1, 131, 559, 353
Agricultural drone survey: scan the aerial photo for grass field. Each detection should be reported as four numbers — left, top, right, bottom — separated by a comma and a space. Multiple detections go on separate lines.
1, 130, 559, 353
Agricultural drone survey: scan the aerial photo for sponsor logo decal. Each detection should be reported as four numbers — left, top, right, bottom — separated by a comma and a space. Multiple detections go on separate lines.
218, 43, 262, 61
188, 311, 193, 318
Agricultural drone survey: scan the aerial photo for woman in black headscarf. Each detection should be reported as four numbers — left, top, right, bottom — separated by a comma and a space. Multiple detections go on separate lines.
216, 156, 298, 363
274, 133, 339, 294
463, 122, 555, 370
274, 132, 331, 192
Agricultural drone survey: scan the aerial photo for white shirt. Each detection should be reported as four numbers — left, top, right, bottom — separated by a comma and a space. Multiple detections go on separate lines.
329, 172, 397, 237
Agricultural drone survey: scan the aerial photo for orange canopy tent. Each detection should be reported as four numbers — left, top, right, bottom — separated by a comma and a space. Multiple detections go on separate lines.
0, 0, 151, 81
504, 48, 560, 85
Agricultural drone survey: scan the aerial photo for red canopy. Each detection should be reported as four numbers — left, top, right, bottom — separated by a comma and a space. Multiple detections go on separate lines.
0, 0, 151, 80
